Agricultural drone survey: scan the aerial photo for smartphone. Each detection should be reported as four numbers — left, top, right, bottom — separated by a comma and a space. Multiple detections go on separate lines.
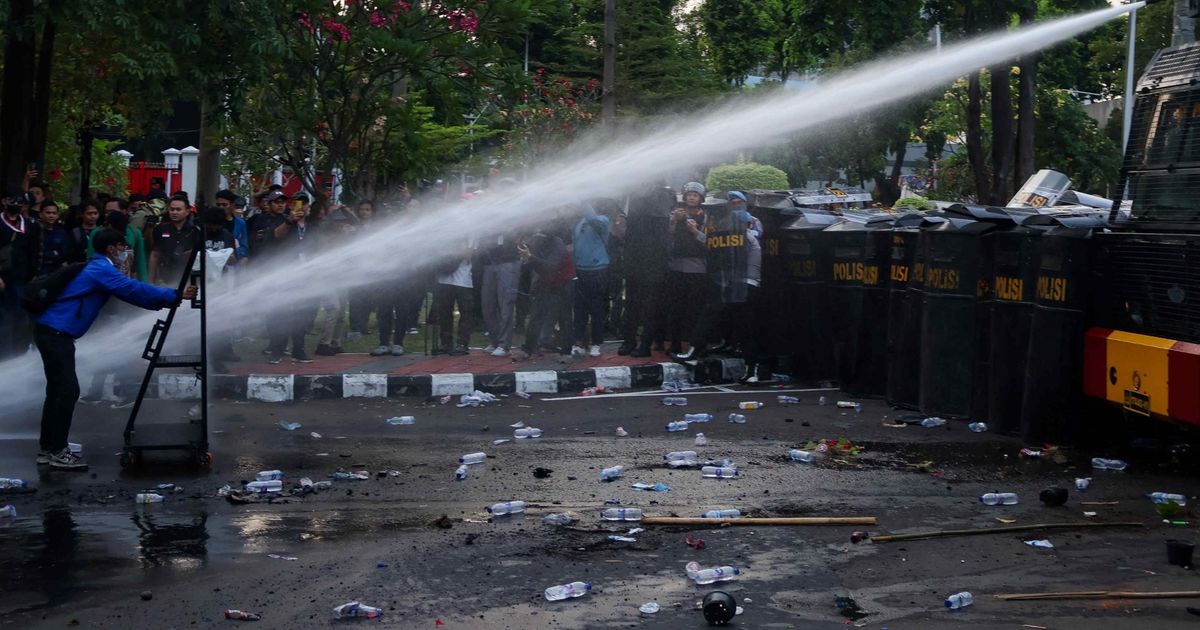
27, 162, 37, 172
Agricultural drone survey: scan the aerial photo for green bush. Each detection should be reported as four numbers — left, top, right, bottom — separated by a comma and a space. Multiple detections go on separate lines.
705, 162, 789, 193
893, 195, 934, 212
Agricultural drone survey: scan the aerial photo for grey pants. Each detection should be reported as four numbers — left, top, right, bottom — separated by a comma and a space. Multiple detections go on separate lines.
481, 261, 520, 350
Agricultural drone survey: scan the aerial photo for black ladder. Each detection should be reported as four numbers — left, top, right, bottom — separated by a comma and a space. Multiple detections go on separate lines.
121, 246, 210, 468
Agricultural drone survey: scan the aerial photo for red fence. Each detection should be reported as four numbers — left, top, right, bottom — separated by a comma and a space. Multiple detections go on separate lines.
127, 162, 183, 196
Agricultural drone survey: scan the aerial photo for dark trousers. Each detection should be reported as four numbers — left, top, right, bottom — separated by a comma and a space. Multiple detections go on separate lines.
36, 324, 79, 453
432, 283, 474, 349
347, 287, 372, 334
622, 277, 663, 349
0, 282, 29, 359
521, 289, 562, 354
737, 285, 766, 365
573, 268, 609, 346
378, 283, 425, 347
666, 271, 707, 351
269, 306, 316, 355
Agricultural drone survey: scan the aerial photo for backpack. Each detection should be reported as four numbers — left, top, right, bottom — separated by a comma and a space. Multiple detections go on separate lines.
21, 262, 88, 314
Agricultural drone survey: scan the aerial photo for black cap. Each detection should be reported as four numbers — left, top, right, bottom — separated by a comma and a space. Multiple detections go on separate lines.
265, 191, 286, 201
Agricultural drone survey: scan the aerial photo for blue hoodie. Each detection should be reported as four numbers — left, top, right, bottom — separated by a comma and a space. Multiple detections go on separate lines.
572, 203, 611, 271
37, 255, 178, 338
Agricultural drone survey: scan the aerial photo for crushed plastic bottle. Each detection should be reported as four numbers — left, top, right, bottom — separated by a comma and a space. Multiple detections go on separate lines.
615, 427, 628, 437
608, 535, 637, 543
1075, 477, 1091, 492
515, 391, 532, 399
665, 450, 698, 462
600, 465, 624, 481
601, 507, 643, 521
544, 581, 591, 601
386, 416, 415, 425
135, 493, 165, 503
256, 470, 284, 481
944, 592, 974, 609
542, 513, 575, 526
246, 480, 283, 493
455, 465, 469, 481
702, 509, 741, 519
486, 501, 526, 515
1148, 492, 1188, 506
727, 413, 747, 424
1092, 457, 1128, 471
277, 420, 301, 431
666, 421, 690, 432
333, 601, 383, 619
818, 396, 828, 406
0, 505, 16, 518
224, 610, 262, 621
514, 427, 543, 439
639, 602, 660, 614
694, 433, 708, 446
738, 401, 764, 410
979, 492, 1019, 506
920, 417, 947, 428
788, 449, 816, 463
331, 470, 369, 481
662, 397, 688, 406
968, 422, 988, 432
693, 566, 740, 584
701, 466, 738, 479
460, 452, 487, 465
777, 395, 800, 404
836, 401, 860, 409
580, 386, 609, 396
684, 413, 714, 423
313, 480, 333, 490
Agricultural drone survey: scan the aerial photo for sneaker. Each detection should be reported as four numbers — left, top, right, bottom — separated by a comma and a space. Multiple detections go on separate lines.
617, 344, 633, 356
407, 327, 420, 335
267, 354, 284, 365
315, 344, 337, 356
36, 451, 52, 465
111, 398, 135, 410
490, 346, 508, 357
589, 345, 601, 357
48, 448, 88, 471
570, 345, 586, 357
370, 345, 390, 356
390, 345, 405, 356
449, 345, 469, 356
292, 351, 313, 363
482, 344, 496, 354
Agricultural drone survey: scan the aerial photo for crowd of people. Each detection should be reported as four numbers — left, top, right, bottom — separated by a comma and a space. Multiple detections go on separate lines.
0, 175, 775, 388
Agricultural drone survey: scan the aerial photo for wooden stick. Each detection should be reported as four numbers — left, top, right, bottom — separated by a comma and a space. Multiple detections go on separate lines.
996, 590, 1200, 602
870, 521, 1143, 543
1080, 501, 1120, 506
640, 516, 877, 526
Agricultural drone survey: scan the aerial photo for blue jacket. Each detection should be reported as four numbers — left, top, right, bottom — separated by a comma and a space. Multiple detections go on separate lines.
572, 204, 611, 271
228, 216, 249, 260
37, 256, 178, 338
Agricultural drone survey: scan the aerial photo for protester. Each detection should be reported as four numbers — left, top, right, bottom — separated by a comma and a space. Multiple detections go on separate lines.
512, 219, 567, 361
26, 200, 71, 277
148, 194, 201, 286
266, 191, 319, 364
67, 202, 101, 262
201, 206, 240, 364
665, 181, 708, 354
431, 236, 475, 356
249, 190, 288, 258
34, 228, 194, 470
345, 199, 375, 339
478, 226, 522, 357
215, 189, 249, 266
620, 183, 674, 357
0, 186, 32, 358
571, 202, 611, 358
315, 206, 350, 356
673, 192, 751, 362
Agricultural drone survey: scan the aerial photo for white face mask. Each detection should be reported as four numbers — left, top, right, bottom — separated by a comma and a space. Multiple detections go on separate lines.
114, 249, 131, 265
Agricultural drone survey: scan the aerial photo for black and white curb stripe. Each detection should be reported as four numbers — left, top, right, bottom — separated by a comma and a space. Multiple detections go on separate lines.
116, 358, 747, 402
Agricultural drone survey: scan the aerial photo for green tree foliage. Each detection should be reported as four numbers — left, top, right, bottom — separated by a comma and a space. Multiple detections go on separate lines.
697, 0, 782, 85
705, 161, 789, 191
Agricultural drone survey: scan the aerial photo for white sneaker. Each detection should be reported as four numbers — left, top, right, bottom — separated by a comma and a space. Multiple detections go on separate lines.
390, 345, 405, 356
588, 345, 601, 357
482, 344, 496, 353
370, 345, 390, 356
48, 448, 88, 471
570, 345, 586, 357
491, 347, 508, 357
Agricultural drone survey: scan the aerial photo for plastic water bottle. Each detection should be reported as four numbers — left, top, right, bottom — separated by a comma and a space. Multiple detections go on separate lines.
600, 507, 643, 521
542, 513, 574, 526
944, 592, 974, 609
788, 449, 816, 463
921, 417, 947, 428
728, 413, 747, 424
694, 433, 707, 446
701, 466, 738, 479
667, 458, 699, 468
333, 602, 383, 619
704, 458, 734, 468
778, 395, 800, 404
684, 413, 714, 423
662, 397, 688, 406
460, 452, 487, 465
278, 420, 301, 431
1148, 492, 1188, 506
313, 480, 333, 490
256, 470, 284, 481
1092, 458, 1128, 471
666, 421, 690, 432
702, 509, 741, 518
693, 566, 740, 584
455, 465, 469, 481
600, 465, 624, 481
979, 492, 1018, 506
1075, 477, 1091, 492
487, 501, 526, 515
836, 401, 859, 409
386, 416, 415, 425
544, 581, 591, 601
738, 401, 763, 410
665, 450, 698, 461
224, 611, 262, 621
135, 493, 165, 503
514, 428, 543, 439
246, 480, 283, 493
0, 478, 28, 490
968, 422, 987, 432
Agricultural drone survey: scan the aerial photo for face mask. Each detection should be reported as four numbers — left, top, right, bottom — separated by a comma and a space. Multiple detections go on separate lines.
115, 250, 131, 264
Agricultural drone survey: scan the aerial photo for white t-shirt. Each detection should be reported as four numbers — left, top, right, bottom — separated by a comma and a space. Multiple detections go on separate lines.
439, 259, 472, 289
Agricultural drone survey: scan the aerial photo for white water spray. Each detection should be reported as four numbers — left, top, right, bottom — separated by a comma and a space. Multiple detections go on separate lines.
0, 3, 1140, 413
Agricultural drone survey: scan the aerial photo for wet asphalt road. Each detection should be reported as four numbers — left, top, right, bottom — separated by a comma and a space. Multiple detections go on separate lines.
3, 385, 1200, 629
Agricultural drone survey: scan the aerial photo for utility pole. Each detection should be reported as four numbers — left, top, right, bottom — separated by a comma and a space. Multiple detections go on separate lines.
602, 0, 616, 126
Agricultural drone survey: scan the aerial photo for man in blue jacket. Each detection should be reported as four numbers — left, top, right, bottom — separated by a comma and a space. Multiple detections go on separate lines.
571, 202, 611, 358
35, 229, 194, 470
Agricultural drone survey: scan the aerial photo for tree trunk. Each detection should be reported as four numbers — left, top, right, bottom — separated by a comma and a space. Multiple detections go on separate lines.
966, 72, 989, 203
28, 0, 58, 181
890, 135, 908, 185
1, 0, 37, 187
989, 0, 1015, 205
196, 98, 223, 205
1015, 2, 1037, 188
